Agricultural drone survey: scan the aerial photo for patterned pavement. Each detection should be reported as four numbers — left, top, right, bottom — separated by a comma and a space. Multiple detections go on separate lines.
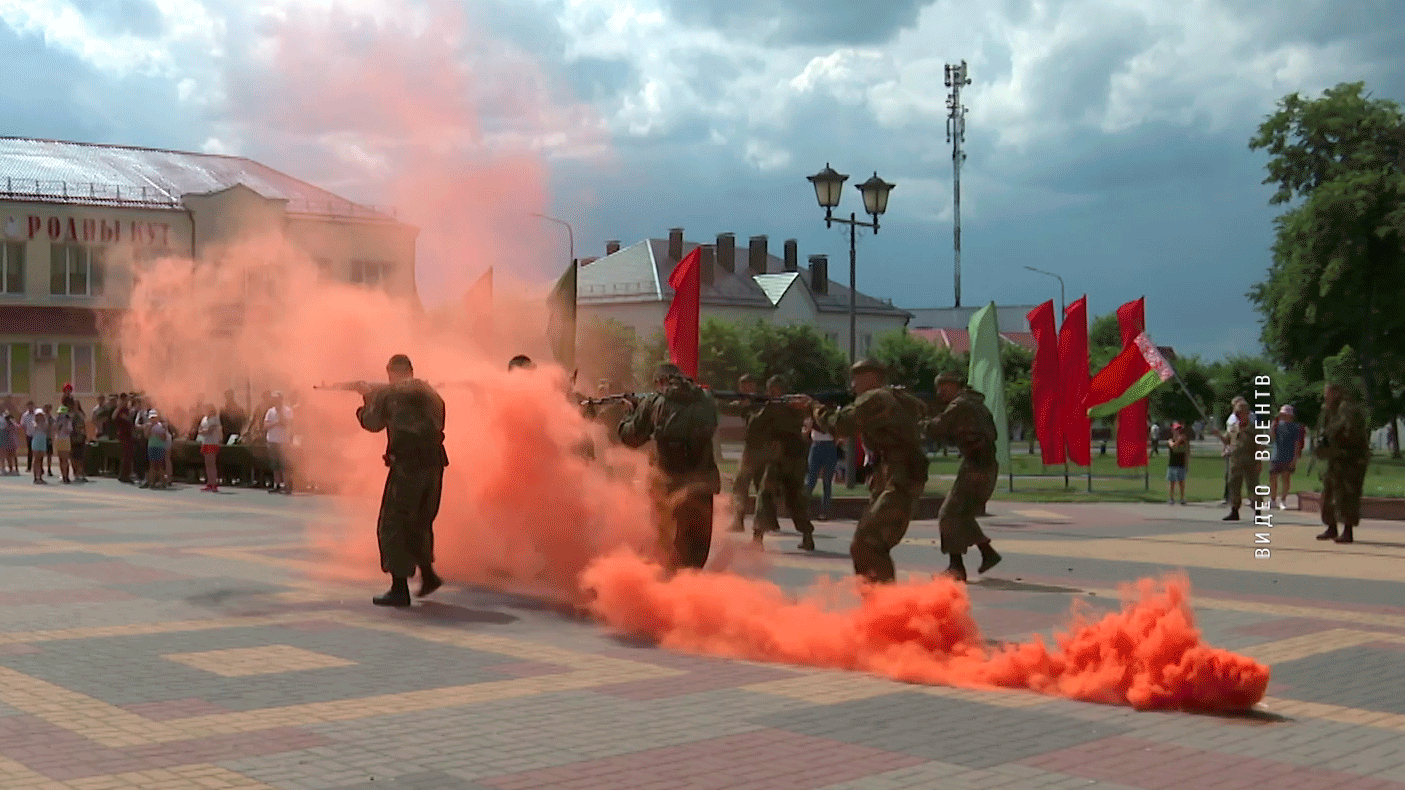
3, 474, 1405, 790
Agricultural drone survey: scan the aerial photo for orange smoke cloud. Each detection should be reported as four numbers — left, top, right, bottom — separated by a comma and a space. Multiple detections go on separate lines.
582, 555, 1269, 712
110, 0, 1267, 715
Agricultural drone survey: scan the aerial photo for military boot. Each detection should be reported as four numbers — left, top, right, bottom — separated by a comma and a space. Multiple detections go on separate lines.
1316, 525, 1339, 541
1334, 525, 1355, 544
798, 533, 815, 551
944, 554, 968, 583
417, 565, 443, 598
977, 542, 1002, 574
1222, 508, 1240, 521
373, 576, 412, 607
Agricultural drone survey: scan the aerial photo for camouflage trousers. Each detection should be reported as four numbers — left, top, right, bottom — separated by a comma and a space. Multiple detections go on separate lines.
1321, 458, 1369, 528
852, 460, 926, 584
729, 453, 761, 532
1227, 458, 1260, 509
938, 461, 997, 555
656, 469, 721, 571
377, 463, 444, 578
754, 456, 814, 538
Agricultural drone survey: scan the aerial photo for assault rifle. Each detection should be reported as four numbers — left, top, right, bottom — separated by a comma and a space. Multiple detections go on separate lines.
580, 392, 649, 408
710, 390, 856, 407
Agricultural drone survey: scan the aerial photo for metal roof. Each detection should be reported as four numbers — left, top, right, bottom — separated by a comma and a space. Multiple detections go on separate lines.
0, 137, 397, 221
578, 236, 911, 318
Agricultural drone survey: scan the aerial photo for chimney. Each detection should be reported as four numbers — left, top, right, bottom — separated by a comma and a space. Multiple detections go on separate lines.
605, 240, 620, 255
699, 244, 715, 287
716, 232, 736, 273
747, 235, 768, 275
808, 255, 829, 296
668, 228, 684, 262
783, 239, 798, 272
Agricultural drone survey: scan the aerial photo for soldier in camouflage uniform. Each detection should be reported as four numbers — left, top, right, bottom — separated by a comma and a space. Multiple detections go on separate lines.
1222, 398, 1259, 521
355, 354, 450, 607
618, 363, 722, 571
808, 359, 929, 584
922, 372, 1002, 582
717, 374, 767, 533
753, 375, 816, 551
1316, 347, 1372, 544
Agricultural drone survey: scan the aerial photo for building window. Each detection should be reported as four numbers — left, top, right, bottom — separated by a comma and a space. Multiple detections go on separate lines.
0, 343, 31, 395
58, 343, 98, 394
2, 242, 24, 294
50, 244, 107, 296
350, 260, 392, 287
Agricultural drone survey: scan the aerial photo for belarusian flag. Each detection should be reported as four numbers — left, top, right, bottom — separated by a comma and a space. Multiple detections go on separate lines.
1084, 333, 1174, 418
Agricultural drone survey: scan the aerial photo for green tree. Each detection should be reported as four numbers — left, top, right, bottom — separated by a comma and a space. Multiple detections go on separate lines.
578, 317, 638, 389
698, 319, 757, 389
747, 321, 846, 391
1249, 81, 1405, 430
871, 329, 959, 391
1088, 312, 1123, 370
1000, 342, 1035, 452
635, 331, 669, 386
1149, 355, 1215, 429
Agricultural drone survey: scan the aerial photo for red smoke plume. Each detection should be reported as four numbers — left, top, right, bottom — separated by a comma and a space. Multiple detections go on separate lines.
110, 0, 1268, 713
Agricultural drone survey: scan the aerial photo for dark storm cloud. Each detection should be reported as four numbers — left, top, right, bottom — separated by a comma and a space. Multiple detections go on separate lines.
1023, 13, 1158, 126
660, 0, 934, 46
0, 26, 108, 141
69, 0, 166, 38
1012, 123, 1260, 196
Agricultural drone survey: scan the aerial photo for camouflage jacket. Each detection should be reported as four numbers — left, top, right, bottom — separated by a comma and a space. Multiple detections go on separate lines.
1319, 398, 1371, 463
617, 379, 720, 479
922, 388, 998, 465
813, 387, 929, 482
356, 378, 449, 468
1225, 415, 1258, 463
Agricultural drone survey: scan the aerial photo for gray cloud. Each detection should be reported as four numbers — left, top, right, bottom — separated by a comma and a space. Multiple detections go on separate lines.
660, 0, 934, 46
1023, 13, 1157, 126
562, 56, 639, 103
69, 0, 166, 39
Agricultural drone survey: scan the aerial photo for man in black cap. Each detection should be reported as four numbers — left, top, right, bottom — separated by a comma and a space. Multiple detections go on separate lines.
617, 362, 721, 571
806, 359, 929, 583
923, 371, 1002, 581
355, 354, 450, 607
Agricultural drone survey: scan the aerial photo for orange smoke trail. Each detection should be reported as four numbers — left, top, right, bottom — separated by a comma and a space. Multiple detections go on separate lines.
580, 553, 1270, 712
110, 0, 1267, 714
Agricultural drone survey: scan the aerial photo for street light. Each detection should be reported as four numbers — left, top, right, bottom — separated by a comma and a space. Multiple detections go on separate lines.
806, 164, 896, 365
1024, 265, 1065, 316
530, 212, 575, 270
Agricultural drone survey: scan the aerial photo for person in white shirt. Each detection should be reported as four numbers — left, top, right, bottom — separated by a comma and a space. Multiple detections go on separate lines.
19, 402, 36, 474
263, 391, 292, 495
197, 404, 224, 492
804, 417, 839, 520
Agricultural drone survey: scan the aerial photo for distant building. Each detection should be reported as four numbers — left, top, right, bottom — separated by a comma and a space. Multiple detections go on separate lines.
577, 228, 912, 357
0, 137, 418, 403
904, 305, 1042, 353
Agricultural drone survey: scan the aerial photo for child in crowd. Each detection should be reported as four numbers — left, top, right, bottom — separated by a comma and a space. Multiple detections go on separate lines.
53, 406, 73, 483
143, 410, 172, 489
197, 404, 223, 492
1166, 422, 1190, 505
30, 409, 49, 484
1, 413, 18, 475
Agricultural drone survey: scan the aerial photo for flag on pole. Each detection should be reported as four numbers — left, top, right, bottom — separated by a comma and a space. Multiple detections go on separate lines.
1085, 333, 1174, 418
545, 260, 577, 370
968, 301, 1010, 472
1059, 297, 1092, 466
665, 247, 702, 378
1026, 300, 1064, 465
1115, 297, 1148, 467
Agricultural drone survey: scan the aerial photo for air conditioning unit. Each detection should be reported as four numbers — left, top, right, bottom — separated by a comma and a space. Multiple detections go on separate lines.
33, 342, 56, 361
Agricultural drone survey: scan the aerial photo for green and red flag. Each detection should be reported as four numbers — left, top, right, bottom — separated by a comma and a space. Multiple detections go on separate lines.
1085, 333, 1173, 419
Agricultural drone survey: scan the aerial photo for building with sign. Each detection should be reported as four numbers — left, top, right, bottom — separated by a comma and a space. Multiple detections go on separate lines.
0, 137, 417, 404
576, 228, 912, 359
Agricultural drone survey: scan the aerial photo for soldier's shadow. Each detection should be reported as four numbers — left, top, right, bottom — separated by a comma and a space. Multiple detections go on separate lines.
404, 600, 519, 625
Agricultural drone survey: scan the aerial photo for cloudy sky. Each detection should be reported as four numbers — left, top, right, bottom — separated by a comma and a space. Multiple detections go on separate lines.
3, 0, 1403, 360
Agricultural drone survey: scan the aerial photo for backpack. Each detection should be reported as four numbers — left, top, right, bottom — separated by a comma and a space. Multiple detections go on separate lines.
651, 377, 719, 475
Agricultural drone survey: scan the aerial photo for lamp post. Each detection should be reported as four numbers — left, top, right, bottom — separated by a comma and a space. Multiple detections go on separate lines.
529, 212, 575, 268
806, 164, 896, 365
1024, 265, 1065, 316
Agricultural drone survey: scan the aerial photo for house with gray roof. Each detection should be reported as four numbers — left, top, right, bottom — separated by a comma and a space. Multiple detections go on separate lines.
0, 136, 417, 402
577, 228, 912, 357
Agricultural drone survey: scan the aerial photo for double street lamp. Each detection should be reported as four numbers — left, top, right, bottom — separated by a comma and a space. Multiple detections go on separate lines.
806, 164, 896, 365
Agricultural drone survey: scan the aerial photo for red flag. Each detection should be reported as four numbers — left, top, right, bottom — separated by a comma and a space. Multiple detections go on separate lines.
1115, 297, 1147, 467
1026, 300, 1064, 465
665, 247, 702, 378
1059, 297, 1091, 466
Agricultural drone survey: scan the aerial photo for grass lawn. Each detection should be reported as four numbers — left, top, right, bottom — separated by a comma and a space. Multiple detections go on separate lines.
717, 449, 1405, 504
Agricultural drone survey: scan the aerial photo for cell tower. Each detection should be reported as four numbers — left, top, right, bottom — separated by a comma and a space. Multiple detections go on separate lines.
944, 60, 970, 308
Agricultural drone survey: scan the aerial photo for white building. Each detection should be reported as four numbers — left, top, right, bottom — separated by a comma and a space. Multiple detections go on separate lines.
0, 137, 418, 403
577, 228, 912, 357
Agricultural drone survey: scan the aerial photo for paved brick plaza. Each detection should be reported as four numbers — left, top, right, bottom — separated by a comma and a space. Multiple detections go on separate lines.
2, 474, 1405, 790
